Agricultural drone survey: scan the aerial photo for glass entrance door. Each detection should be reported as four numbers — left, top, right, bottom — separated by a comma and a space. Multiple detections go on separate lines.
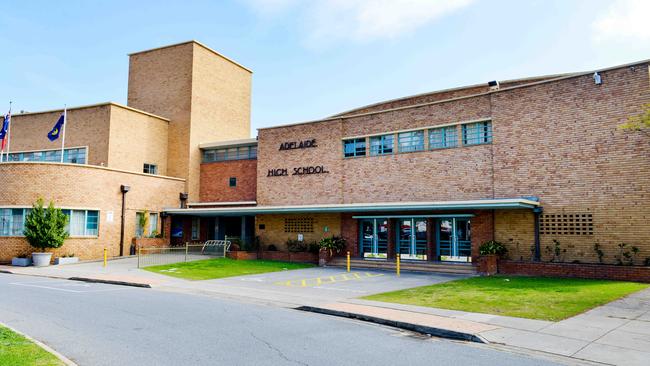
437, 218, 472, 262
360, 219, 388, 259
397, 218, 427, 260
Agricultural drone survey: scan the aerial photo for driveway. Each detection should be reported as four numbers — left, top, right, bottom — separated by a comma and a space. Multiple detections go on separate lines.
159, 266, 469, 306
1, 258, 469, 306
0, 274, 561, 366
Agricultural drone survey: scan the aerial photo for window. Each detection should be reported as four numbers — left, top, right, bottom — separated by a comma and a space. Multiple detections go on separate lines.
191, 217, 200, 240
284, 217, 314, 233
7, 147, 86, 164
429, 126, 459, 149
398, 130, 425, 152
0, 208, 27, 236
229, 177, 237, 187
202, 145, 257, 163
135, 212, 144, 238
143, 163, 158, 175
540, 213, 593, 235
62, 209, 100, 237
462, 121, 492, 145
148, 213, 158, 236
369, 134, 394, 156
343, 138, 366, 158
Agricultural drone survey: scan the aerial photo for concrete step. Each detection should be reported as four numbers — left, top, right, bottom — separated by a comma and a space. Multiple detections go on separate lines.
328, 258, 476, 275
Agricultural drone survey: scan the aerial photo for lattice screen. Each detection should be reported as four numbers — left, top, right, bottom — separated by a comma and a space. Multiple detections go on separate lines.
540, 213, 593, 235
284, 217, 314, 233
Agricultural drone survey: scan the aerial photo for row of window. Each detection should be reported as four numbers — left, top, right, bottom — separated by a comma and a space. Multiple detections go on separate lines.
7, 147, 87, 164
343, 121, 492, 158
0, 208, 98, 237
202, 145, 257, 163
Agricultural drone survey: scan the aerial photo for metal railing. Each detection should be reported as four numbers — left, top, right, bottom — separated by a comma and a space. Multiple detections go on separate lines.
137, 239, 231, 268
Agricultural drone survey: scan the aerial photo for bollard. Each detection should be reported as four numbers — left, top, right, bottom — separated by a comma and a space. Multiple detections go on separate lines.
346, 251, 350, 273
103, 248, 107, 268
138, 247, 141, 268
396, 255, 400, 277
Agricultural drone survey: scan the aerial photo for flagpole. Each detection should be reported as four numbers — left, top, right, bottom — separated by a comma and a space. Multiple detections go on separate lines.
6, 101, 12, 162
60, 105, 66, 163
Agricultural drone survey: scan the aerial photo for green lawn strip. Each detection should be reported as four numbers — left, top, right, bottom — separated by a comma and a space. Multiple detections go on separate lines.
0, 325, 64, 366
143, 257, 314, 280
363, 276, 649, 321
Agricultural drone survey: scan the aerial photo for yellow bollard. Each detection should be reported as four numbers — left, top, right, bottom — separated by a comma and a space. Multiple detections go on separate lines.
346, 251, 350, 273
103, 248, 107, 268
396, 255, 400, 277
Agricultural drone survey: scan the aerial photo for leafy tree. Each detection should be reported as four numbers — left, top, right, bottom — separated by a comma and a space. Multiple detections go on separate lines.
619, 103, 650, 135
23, 198, 69, 251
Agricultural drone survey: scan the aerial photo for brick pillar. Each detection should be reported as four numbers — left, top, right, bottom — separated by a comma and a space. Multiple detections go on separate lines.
387, 218, 396, 259
426, 218, 435, 261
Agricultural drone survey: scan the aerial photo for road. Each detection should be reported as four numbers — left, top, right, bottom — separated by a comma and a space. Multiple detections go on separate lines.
0, 274, 561, 366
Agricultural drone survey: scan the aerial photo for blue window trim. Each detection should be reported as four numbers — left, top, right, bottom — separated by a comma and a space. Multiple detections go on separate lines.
462, 121, 492, 146
429, 126, 459, 149
398, 130, 425, 153
8, 147, 87, 164
343, 138, 366, 158
369, 134, 394, 156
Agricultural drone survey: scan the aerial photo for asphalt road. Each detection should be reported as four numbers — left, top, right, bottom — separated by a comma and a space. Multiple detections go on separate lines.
0, 274, 560, 366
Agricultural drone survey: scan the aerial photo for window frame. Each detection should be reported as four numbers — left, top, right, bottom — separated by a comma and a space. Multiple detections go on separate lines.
191, 217, 200, 240
202, 145, 258, 163
462, 121, 493, 146
429, 126, 459, 149
343, 138, 366, 158
229, 177, 237, 187
398, 130, 425, 153
369, 134, 394, 156
143, 163, 158, 175
62, 209, 100, 238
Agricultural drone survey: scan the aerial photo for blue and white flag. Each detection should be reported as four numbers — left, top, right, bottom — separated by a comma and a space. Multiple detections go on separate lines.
47, 113, 65, 141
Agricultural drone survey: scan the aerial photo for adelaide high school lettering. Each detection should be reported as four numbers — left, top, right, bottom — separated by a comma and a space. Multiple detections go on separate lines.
278, 139, 317, 151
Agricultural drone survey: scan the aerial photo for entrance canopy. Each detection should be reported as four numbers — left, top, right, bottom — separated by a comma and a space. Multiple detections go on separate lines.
164, 198, 540, 216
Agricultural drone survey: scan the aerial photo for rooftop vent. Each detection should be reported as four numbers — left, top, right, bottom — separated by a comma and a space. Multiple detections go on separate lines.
488, 80, 500, 90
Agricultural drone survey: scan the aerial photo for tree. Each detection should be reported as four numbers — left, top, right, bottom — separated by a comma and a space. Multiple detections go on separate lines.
619, 103, 650, 135
23, 198, 69, 251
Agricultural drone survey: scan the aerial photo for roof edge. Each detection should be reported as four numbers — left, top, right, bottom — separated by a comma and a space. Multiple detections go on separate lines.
258, 58, 650, 132
13, 102, 170, 122
128, 40, 253, 74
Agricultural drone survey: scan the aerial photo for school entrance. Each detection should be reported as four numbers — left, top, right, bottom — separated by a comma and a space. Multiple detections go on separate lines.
358, 215, 472, 262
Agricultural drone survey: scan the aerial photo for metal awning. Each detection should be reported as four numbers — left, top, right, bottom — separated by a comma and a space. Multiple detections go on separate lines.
164, 198, 540, 216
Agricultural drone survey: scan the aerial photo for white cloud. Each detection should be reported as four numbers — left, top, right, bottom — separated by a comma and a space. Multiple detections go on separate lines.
244, 0, 474, 45
592, 0, 650, 42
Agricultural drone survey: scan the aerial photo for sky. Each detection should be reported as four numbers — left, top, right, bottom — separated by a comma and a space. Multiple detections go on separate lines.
1, 0, 649, 136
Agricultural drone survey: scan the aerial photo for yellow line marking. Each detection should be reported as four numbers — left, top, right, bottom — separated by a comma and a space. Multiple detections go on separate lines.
273, 272, 385, 288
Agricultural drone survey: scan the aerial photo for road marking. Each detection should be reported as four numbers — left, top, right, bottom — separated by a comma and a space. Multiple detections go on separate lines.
274, 271, 384, 288
9, 281, 130, 293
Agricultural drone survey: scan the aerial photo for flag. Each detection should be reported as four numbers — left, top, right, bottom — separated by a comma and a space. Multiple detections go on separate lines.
0, 111, 10, 150
48, 113, 65, 141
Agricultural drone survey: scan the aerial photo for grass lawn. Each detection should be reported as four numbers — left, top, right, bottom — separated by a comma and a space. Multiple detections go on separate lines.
0, 325, 64, 366
143, 257, 314, 280
363, 276, 649, 321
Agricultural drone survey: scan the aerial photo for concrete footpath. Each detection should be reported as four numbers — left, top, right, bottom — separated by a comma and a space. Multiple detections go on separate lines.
306, 289, 650, 366
2, 259, 649, 366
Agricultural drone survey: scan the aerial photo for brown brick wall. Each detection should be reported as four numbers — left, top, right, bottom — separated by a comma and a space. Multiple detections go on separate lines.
498, 260, 650, 283
200, 159, 257, 202
10, 105, 112, 166
127, 41, 252, 201
255, 62, 650, 264
255, 214, 341, 250
0, 162, 184, 262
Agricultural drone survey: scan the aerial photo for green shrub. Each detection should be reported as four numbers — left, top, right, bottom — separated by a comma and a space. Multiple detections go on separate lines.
318, 236, 346, 256
23, 198, 69, 251
286, 238, 307, 252
478, 240, 507, 257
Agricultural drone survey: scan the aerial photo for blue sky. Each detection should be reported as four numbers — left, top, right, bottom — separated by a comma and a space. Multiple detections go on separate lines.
1, 0, 649, 135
